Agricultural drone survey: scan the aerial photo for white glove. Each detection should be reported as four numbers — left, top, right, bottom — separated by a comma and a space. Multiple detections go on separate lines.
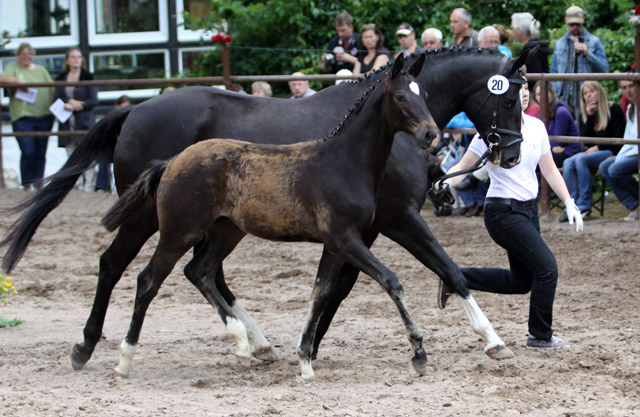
435, 178, 453, 191
564, 198, 584, 232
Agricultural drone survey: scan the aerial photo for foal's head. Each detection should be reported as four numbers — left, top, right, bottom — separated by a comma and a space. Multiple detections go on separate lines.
384, 54, 440, 150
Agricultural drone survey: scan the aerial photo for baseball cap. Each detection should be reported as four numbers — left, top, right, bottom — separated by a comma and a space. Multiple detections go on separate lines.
565, 6, 585, 25
396, 23, 414, 36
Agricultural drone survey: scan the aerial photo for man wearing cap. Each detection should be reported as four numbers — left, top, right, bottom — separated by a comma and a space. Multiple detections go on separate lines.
450, 8, 478, 47
322, 12, 360, 74
394, 23, 424, 58
551, 5, 609, 119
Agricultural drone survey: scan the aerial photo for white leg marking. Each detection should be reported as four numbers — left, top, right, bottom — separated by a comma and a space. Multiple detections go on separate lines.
231, 301, 271, 349
298, 357, 315, 379
459, 295, 505, 352
114, 340, 136, 378
226, 317, 252, 360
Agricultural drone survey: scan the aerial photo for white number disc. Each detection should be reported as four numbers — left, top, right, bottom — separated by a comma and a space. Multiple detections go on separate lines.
487, 75, 509, 95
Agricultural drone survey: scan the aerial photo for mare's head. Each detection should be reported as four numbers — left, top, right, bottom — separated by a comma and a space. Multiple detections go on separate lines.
461, 49, 533, 168
384, 54, 440, 150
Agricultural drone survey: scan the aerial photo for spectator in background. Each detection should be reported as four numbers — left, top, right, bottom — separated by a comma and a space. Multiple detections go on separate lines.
115, 95, 132, 108
477, 26, 501, 50
394, 23, 423, 58
599, 79, 639, 221
421, 28, 443, 49
289, 72, 316, 99
54, 47, 98, 192
561, 81, 625, 221
0, 42, 54, 190
322, 12, 360, 74
251, 81, 272, 97
511, 12, 550, 92
532, 81, 580, 168
493, 24, 513, 58
450, 8, 478, 47
349, 24, 390, 75
550, 6, 609, 120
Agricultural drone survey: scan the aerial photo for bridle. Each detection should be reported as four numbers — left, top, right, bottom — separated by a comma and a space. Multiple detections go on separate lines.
428, 56, 526, 207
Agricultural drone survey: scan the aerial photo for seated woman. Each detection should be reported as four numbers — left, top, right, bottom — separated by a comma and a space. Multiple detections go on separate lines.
561, 81, 625, 221
340, 24, 390, 75
599, 79, 639, 221
533, 81, 580, 167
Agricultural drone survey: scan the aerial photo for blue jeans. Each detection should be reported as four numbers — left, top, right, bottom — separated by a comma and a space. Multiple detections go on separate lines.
12, 115, 54, 187
96, 160, 112, 191
562, 150, 612, 211
459, 179, 489, 207
599, 156, 639, 211
461, 200, 558, 340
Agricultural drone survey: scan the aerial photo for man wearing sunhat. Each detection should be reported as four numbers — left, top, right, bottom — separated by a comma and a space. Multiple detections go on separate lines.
551, 5, 609, 119
394, 23, 424, 58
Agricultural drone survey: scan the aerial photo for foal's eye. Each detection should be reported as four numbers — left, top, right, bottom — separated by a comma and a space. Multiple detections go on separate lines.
395, 93, 407, 102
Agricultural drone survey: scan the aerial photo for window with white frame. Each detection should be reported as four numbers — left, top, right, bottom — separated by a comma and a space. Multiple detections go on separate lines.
90, 49, 168, 100
176, 0, 212, 42
0, 0, 78, 49
87, 0, 168, 46
178, 46, 217, 75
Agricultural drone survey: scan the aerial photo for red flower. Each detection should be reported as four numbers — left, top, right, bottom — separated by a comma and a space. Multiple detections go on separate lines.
635, 5, 640, 14
223, 35, 233, 43
211, 33, 224, 42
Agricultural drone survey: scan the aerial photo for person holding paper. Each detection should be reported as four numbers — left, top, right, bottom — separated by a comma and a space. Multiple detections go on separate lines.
0, 42, 54, 189
54, 47, 99, 192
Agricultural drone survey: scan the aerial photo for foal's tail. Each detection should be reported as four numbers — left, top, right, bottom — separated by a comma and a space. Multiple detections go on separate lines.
0, 106, 133, 274
102, 160, 168, 233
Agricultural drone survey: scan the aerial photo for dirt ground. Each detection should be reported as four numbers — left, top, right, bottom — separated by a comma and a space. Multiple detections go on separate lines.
0, 188, 638, 417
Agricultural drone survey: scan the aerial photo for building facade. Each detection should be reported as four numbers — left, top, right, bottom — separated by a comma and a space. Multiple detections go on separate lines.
1, 0, 217, 103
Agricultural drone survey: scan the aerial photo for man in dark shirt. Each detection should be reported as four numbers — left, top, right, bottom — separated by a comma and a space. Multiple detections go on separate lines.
322, 12, 360, 74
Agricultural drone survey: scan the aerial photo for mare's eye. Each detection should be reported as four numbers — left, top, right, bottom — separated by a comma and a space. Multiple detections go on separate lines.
503, 97, 515, 109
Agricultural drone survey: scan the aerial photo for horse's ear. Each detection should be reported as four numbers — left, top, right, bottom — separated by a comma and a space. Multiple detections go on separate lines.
408, 53, 426, 77
507, 45, 537, 75
390, 54, 404, 79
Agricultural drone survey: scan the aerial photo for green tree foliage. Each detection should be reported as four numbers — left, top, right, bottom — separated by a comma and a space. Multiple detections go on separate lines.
184, 0, 635, 96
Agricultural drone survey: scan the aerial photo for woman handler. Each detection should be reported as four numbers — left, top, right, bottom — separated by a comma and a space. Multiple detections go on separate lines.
438, 81, 583, 348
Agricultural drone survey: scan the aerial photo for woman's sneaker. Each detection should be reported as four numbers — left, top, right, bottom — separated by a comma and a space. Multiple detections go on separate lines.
526, 335, 567, 348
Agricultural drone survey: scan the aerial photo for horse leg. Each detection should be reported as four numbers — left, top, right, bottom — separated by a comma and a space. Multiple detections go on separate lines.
114, 237, 200, 377
311, 229, 379, 359
70, 212, 158, 371
183, 228, 262, 364
215, 267, 278, 362
296, 250, 344, 379
378, 208, 512, 360
298, 235, 427, 378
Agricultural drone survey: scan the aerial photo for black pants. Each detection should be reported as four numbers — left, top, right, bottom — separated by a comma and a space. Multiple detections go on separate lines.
461, 199, 558, 340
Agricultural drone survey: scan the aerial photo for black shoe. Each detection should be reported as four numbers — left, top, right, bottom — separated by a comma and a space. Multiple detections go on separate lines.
438, 279, 453, 310
434, 204, 452, 217
454, 174, 479, 191
559, 212, 569, 223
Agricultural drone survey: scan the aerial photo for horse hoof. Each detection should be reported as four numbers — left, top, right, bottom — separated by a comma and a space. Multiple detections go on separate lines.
253, 346, 278, 362
69, 343, 91, 371
485, 344, 515, 360
411, 356, 428, 375
114, 366, 130, 378
235, 352, 252, 367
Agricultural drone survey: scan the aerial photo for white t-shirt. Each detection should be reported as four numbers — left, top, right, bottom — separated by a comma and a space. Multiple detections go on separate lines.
468, 113, 550, 201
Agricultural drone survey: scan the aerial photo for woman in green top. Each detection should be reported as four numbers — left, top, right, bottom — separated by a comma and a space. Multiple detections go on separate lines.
0, 43, 54, 189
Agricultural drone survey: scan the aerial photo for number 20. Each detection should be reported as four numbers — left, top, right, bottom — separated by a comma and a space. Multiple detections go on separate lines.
491, 79, 503, 91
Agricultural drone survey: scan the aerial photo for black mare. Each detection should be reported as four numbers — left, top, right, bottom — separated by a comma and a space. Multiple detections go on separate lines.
102, 56, 440, 378
0, 48, 531, 371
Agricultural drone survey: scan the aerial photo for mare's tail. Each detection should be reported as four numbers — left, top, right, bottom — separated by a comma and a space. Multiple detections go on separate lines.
102, 160, 168, 233
0, 106, 133, 273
